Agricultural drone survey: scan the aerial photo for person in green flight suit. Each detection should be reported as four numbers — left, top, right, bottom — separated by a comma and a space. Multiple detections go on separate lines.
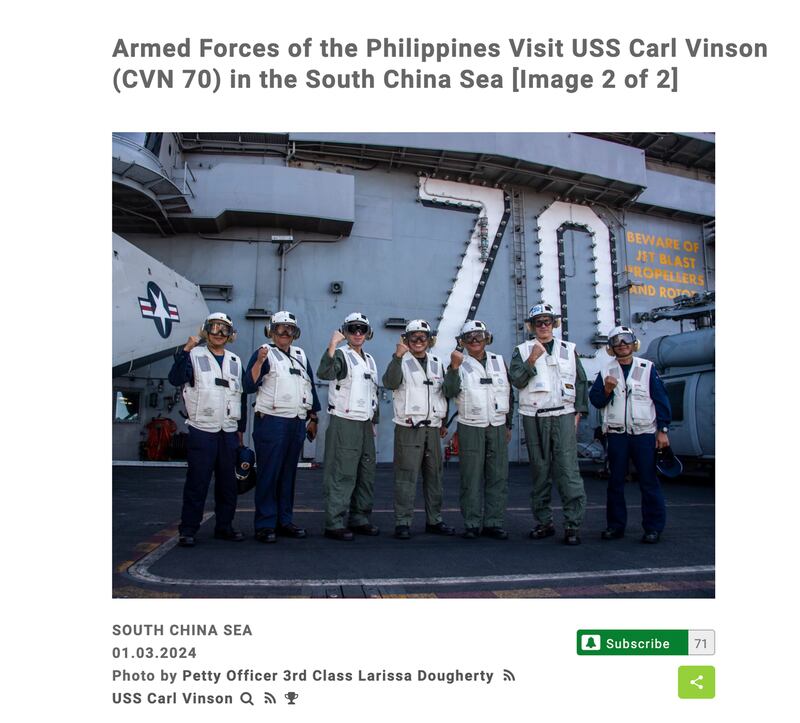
382, 319, 455, 540
443, 320, 514, 540
508, 302, 588, 545
317, 312, 381, 541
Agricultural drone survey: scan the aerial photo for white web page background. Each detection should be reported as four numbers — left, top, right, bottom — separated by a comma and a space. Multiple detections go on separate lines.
7, 0, 796, 719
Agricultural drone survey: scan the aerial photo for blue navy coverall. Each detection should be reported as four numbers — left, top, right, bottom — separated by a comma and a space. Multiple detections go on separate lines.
244, 347, 321, 533
589, 363, 672, 534
168, 349, 247, 537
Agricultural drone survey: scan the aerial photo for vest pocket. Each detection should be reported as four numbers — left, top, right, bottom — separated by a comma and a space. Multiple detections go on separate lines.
225, 391, 242, 420
272, 375, 298, 410
630, 390, 655, 428
494, 389, 510, 414
196, 389, 219, 420
431, 391, 446, 418
462, 387, 485, 422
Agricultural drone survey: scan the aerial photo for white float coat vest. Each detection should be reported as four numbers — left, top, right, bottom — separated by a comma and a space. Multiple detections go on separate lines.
327, 347, 379, 422
516, 338, 577, 418
182, 346, 243, 432
254, 344, 313, 419
455, 352, 510, 428
391, 352, 447, 427
601, 357, 657, 435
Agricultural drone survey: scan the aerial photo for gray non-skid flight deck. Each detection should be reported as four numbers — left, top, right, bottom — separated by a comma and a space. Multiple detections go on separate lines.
114, 465, 714, 598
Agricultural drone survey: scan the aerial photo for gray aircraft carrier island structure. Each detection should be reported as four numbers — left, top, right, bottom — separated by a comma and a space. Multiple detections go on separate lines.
112, 132, 715, 466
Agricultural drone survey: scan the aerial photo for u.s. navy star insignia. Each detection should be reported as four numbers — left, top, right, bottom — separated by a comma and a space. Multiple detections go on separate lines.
138, 282, 180, 338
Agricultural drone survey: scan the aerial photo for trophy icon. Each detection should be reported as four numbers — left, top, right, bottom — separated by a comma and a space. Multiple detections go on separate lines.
285, 692, 299, 705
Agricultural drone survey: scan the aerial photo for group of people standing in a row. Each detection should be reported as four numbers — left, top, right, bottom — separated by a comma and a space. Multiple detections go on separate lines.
169, 302, 672, 549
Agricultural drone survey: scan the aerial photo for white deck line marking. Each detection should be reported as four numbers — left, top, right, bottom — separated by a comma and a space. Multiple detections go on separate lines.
126, 536, 714, 588
113, 460, 188, 467
243, 504, 715, 513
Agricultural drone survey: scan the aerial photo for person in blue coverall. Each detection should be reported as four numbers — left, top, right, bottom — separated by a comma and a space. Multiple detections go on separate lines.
168, 312, 247, 547
589, 326, 672, 544
244, 311, 321, 543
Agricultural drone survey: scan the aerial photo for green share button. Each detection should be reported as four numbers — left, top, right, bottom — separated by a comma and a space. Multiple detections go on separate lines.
577, 630, 689, 655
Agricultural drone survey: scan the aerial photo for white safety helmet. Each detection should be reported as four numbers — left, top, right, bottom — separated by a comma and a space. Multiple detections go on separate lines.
202, 312, 236, 342
606, 325, 640, 354
266, 310, 301, 339
403, 319, 436, 347
341, 312, 373, 340
206, 311, 233, 325
526, 302, 561, 329
459, 319, 493, 345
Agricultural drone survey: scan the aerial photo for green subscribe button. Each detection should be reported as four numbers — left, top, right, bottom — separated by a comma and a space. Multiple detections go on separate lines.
577, 630, 689, 655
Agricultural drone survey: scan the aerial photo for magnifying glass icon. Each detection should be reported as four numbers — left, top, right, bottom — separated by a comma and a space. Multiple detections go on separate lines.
241, 692, 254, 706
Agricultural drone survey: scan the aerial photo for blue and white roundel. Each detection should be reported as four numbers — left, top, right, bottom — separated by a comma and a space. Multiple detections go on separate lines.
138, 281, 180, 338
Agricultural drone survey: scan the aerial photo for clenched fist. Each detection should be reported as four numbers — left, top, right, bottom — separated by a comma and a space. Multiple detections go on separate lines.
395, 336, 410, 358
450, 349, 464, 369
184, 335, 201, 352
603, 375, 618, 395
328, 329, 346, 358
527, 340, 546, 365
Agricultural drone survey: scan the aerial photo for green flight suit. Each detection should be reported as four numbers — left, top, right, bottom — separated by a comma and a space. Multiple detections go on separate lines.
443, 354, 514, 530
509, 341, 588, 529
318, 348, 378, 530
382, 355, 445, 527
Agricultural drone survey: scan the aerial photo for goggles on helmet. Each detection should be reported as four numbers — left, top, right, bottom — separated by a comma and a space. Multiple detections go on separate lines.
345, 323, 369, 336
406, 332, 430, 344
205, 321, 233, 337
272, 324, 296, 337
610, 332, 636, 347
462, 331, 487, 344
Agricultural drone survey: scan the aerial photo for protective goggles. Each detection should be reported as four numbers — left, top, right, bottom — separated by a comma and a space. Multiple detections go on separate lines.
406, 333, 430, 344
462, 332, 487, 343
345, 324, 369, 335
610, 333, 636, 347
531, 317, 554, 327
272, 324, 297, 337
205, 321, 233, 337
